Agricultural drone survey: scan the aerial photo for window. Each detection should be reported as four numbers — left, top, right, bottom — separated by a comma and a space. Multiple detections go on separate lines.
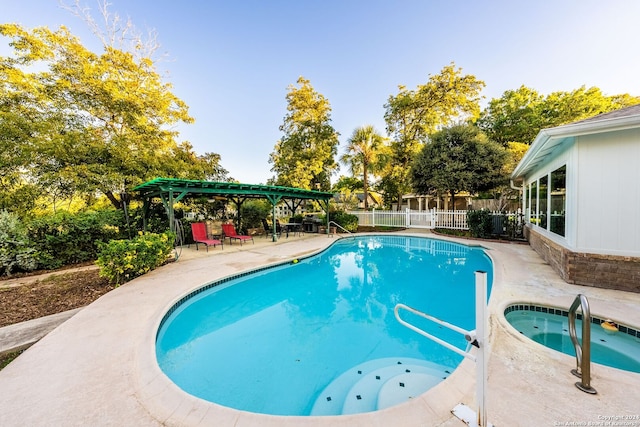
539, 175, 548, 229
530, 181, 538, 224
527, 165, 567, 237
550, 165, 566, 236
524, 184, 529, 221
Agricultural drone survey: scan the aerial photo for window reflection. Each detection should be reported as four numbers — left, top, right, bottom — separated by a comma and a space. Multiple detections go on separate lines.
550, 165, 566, 236
524, 184, 529, 221
539, 176, 548, 229
530, 181, 538, 224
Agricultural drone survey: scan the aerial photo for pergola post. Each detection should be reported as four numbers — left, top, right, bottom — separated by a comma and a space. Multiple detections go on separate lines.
265, 194, 282, 242
159, 188, 189, 234
319, 199, 331, 236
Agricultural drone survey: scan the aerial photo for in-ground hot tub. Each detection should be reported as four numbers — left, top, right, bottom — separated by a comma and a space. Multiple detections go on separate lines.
505, 304, 640, 373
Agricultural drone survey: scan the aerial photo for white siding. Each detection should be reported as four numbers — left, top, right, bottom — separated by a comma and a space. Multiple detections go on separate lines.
575, 128, 640, 256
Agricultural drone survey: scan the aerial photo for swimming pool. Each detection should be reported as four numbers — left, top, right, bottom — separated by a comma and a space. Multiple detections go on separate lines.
156, 235, 493, 416
505, 304, 640, 373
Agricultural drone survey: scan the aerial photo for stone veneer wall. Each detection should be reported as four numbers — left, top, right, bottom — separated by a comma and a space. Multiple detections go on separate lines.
524, 227, 640, 293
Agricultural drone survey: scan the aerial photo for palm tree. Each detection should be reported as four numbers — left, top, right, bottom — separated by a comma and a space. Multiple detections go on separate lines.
340, 125, 388, 209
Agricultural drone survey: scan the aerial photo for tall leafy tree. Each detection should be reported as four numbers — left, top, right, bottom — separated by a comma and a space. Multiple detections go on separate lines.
340, 125, 388, 209
269, 77, 339, 190
0, 23, 227, 216
383, 63, 485, 209
478, 85, 640, 145
476, 85, 544, 145
481, 141, 530, 211
0, 77, 43, 213
411, 124, 507, 208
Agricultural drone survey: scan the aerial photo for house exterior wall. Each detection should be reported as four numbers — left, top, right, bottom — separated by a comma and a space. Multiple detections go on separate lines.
574, 128, 640, 257
526, 227, 640, 293
523, 127, 640, 257
515, 107, 640, 292
521, 127, 640, 292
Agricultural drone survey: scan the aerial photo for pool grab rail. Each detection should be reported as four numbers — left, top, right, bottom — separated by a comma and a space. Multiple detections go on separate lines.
568, 294, 597, 394
394, 271, 492, 427
327, 221, 352, 235
394, 304, 478, 361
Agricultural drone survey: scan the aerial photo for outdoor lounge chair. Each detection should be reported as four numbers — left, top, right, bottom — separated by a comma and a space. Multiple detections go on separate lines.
221, 223, 254, 245
262, 218, 281, 238
191, 222, 223, 251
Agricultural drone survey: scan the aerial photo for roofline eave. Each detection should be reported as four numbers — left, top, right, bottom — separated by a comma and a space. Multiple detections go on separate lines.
511, 113, 640, 181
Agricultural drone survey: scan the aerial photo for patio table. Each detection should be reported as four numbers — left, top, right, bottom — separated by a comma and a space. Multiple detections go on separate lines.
283, 223, 303, 238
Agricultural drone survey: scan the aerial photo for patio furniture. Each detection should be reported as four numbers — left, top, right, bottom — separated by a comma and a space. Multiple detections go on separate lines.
191, 222, 223, 251
221, 223, 254, 245
283, 219, 304, 237
262, 218, 281, 238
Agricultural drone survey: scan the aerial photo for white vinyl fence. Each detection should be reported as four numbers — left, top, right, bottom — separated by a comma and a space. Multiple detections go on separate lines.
348, 209, 522, 232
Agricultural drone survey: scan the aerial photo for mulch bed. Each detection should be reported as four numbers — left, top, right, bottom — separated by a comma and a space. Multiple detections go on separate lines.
0, 269, 114, 328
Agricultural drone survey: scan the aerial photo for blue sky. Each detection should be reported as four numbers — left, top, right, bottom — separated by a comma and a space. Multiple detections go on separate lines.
3, 1, 640, 184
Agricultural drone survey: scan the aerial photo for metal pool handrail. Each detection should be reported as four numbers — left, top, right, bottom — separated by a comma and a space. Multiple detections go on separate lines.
328, 221, 352, 234
568, 294, 597, 394
394, 304, 478, 360
394, 271, 492, 427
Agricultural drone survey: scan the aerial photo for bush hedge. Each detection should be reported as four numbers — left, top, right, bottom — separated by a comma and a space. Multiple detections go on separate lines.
96, 231, 175, 285
27, 210, 126, 270
0, 210, 39, 275
327, 211, 359, 232
466, 209, 493, 238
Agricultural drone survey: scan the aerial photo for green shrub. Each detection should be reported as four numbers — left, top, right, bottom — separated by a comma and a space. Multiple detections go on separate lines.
96, 231, 175, 285
0, 210, 38, 275
328, 211, 359, 232
27, 210, 125, 269
240, 200, 272, 231
466, 209, 493, 238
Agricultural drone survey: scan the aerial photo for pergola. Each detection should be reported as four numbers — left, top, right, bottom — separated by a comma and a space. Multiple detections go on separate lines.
133, 177, 334, 241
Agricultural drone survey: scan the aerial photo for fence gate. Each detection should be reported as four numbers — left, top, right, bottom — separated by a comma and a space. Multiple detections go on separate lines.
407, 209, 435, 228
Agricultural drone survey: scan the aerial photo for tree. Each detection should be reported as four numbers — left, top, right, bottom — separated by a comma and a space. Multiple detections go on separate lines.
476, 85, 544, 145
269, 77, 339, 190
541, 86, 639, 126
383, 63, 485, 209
411, 124, 507, 208
480, 141, 530, 211
332, 176, 363, 210
0, 23, 227, 216
477, 85, 640, 145
340, 125, 388, 209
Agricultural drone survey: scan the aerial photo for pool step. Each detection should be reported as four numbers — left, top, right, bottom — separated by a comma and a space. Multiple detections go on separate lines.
310, 357, 450, 416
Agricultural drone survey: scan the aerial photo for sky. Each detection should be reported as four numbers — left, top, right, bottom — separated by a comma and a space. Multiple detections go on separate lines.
3, 0, 640, 185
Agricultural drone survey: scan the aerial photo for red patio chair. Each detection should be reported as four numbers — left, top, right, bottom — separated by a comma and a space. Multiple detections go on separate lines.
221, 223, 254, 246
191, 222, 223, 251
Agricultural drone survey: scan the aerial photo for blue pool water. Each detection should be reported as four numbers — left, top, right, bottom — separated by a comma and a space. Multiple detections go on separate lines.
505, 306, 640, 373
156, 235, 493, 416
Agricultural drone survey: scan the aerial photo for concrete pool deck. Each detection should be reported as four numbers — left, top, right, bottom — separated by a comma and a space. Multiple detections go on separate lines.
0, 230, 638, 426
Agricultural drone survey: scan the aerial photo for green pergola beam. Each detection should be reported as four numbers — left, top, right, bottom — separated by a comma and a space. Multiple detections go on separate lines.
135, 178, 332, 201
133, 178, 333, 239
